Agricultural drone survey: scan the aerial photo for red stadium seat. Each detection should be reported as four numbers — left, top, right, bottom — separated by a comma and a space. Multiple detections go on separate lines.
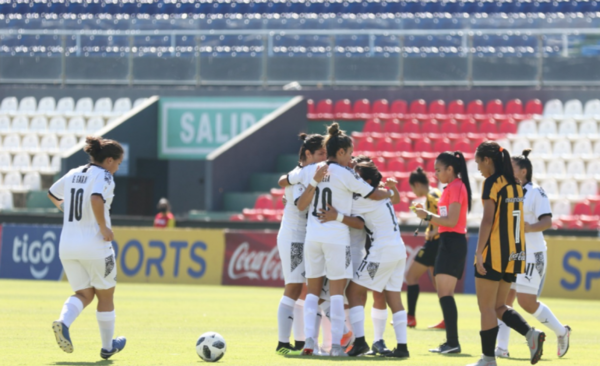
399, 178, 412, 192
377, 137, 395, 152
460, 118, 478, 133
567, 219, 584, 230
394, 197, 411, 212
429, 174, 438, 187
363, 118, 382, 133
230, 213, 245, 221
372, 99, 390, 119
414, 137, 432, 152
372, 156, 386, 168
525, 99, 543, 115
352, 99, 372, 119
421, 119, 440, 134
263, 210, 280, 222
406, 157, 425, 172
440, 119, 459, 133
594, 202, 600, 216
453, 139, 472, 153
390, 99, 408, 119
395, 137, 413, 152
485, 99, 504, 115
334, 99, 353, 120
505, 99, 524, 119
499, 118, 517, 134
448, 99, 466, 117
243, 209, 264, 222
468, 133, 487, 150
315, 99, 334, 119
255, 194, 274, 209
409, 99, 428, 120
479, 118, 498, 134
467, 99, 484, 115
424, 158, 436, 173
387, 157, 406, 172
270, 188, 284, 209
402, 118, 420, 133
433, 138, 452, 153
356, 136, 376, 151
307, 99, 317, 119
382, 119, 402, 133
429, 99, 447, 116
580, 215, 600, 229
573, 201, 592, 216
274, 196, 285, 210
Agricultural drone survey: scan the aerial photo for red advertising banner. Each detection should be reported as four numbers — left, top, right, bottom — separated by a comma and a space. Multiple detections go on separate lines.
222, 230, 465, 293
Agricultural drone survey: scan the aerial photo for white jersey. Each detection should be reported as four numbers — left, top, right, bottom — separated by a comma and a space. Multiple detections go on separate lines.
49, 164, 116, 260
287, 161, 375, 245
352, 196, 406, 261
522, 182, 552, 253
278, 166, 309, 242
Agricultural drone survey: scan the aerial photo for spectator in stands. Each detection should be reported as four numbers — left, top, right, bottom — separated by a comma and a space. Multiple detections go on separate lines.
154, 198, 175, 228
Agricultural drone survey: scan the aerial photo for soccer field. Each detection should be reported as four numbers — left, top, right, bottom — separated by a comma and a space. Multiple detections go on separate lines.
0, 279, 596, 366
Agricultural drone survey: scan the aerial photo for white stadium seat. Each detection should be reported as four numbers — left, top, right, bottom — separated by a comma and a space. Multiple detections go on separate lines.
566, 159, 586, 177
563, 99, 583, 118
467, 159, 478, 175
48, 117, 67, 134
511, 138, 531, 154
584, 99, 600, 117
0, 152, 11, 172
54, 97, 75, 115
67, 117, 86, 136
21, 134, 39, 153
73, 97, 93, 116
11, 116, 29, 133
557, 119, 578, 135
50, 155, 62, 172
538, 119, 557, 136
133, 98, 147, 108
579, 119, 598, 135
0, 97, 18, 115
17, 97, 37, 115
552, 199, 572, 217
559, 179, 579, 198
29, 116, 48, 134
22, 172, 41, 191
4, 171, 22, 190
546, 159, 566, 177
93, 97, 113, 116
543, 99, 563, 118
540, 178, 558, 198
0, 116, 10, 133
37, 97, 56, 115
59, 135, 77, 151
517, 120, 537, 135
113, 98, 132, 115
86, 117, 104, 134
12, 153, 31, 172
0, 190, 14, 210
471, 198, 483, 216
580, 179, 598, 197
532, 139, 552, 156
573, 139, 593, 156
552, 140, 572, 156
595, 141, 600, 156
40, 134, 59, 153
587, 160, 600, 177
0, 173, 3, 187
531, 159, 546, 176
3, 134, 21, 152
31, 153, 51, 172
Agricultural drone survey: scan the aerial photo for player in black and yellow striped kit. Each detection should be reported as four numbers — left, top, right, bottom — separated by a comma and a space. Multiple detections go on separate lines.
468, 141, 546, 366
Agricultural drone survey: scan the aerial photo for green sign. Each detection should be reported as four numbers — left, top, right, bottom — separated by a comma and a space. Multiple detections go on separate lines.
159, 97, 291, 159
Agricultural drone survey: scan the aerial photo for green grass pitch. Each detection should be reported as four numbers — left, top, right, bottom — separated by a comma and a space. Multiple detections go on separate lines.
0, 279, 597, 366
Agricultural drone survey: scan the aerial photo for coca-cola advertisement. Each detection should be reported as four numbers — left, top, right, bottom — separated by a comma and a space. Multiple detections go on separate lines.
222, 231, 283, 287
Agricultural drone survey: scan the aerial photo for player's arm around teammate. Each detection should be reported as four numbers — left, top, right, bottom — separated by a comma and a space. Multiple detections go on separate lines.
48, 136, 126, 360
414, 151, 471, 354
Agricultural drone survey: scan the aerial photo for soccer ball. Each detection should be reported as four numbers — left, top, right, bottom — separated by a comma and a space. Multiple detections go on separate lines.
196, 332, 227, 362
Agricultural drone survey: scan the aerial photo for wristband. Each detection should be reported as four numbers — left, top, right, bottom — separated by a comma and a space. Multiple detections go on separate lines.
424, 214, 432, 222
389, 189, 394, 197
310, 179, 318, 188
336, 213, 344, 222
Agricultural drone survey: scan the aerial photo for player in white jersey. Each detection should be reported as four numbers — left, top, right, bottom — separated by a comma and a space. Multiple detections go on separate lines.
275, 133, 326, 355
47, 136, 126, 360
320, 160, 410, 358
280, 123, 393, 357
495, 149, 570, 359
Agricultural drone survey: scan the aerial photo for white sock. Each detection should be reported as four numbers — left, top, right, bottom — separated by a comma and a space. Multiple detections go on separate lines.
497, 319, 511, 350
96, 311, 115, 351
345, 308, 353, 333
320, 310, 332, 352
58, 296, 84, 328
278, 296, 296, 343
320, 301, 349, 334
330, 295, 345, 345
392, 311, 407, 344
304, 294, 319, 341
372, 308, 388, 342
533, 302, 565, 336
349, 306, 365, 338
314, 312, 322, 347
293, 299, 305, 342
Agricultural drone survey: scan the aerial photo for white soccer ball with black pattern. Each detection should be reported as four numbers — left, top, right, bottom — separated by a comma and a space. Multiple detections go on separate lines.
196, 332, 226, 362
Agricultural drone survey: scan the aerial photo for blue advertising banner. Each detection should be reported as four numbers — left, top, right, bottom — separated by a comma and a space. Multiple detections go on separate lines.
0, 224, 63, 281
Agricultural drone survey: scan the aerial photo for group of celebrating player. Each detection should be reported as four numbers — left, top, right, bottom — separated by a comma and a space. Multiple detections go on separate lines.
274, 122, 571, 366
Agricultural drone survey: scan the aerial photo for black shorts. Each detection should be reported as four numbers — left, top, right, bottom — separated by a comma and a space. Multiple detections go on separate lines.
413, 238, 440, 267
474, 263, 517, 283
433, 232, 467, 280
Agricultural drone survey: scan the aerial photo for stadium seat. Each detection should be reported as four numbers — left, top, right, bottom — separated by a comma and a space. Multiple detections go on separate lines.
587, 160, 600, 177
307, 99, 316, 119
0, 152, 11, 173
53, 97, 75, 116
21, 135, 39, 153
559, 180, 579, 198
440, 119, 459, 133
229, 213, 245, 221
552, 199, 572, 217
563, 99, 583, 118
531, 159, 546, 176
409, 99, 427, 119
517, 119, 537, 135
543, 99, 563, 118
421, 119, 439, 134
86, 117, 105, 134
461, 118, 478, 133
17, 97, 37, 115
31, 153, 51, 173
334, 99, 352, 120
382, 119, 401, 133
429, 99, 446, 119
387, 157, 405, 172
532, 139, 552, 156
0, 97, 18, 115
479, 118, 497, 134
498, 118, 517, 134
467, 100, 485, 120
23, 172, 41, 191
377, 137, 394, 152
546, 159, 566, 177
396, 137, 412, 152
448, 100, 465, 118
579, 119, 598, 135
133, 98, 148, 108
40, 134, 59, 153
363, 118, 382, 133
12, 153, 30, 172
394, 197, 410, 213
402, 119, 420, 133
254, 194, 274, 209
93, 97, 113, 117
352, 99, 372, 119
414, 137, 432, 152
315, 99, 334, 120
372, 99, 390, 119
4, 171, 23, 191
433, 138, 452, 153
67, 117, 87, 136
48, 117, 67, 134
0, 116, 10, 133
525, 99, 543, 116
573, 139, 593, 156
584, 99, 600, 117
390, 100, 408, 119
50, 155, 61, 171
3, 134, 21, 152
595, 141, 600, 156
0, 190, 14, 210
466, 159, 478, 175
573, 200, 592, 216
453, 139, 472, 153
37, 97, 56, 115
580, 179, 598, 197
552, 140, 572, 156
566, 159, 586, 177
112, 97, 132, 116
29, 116, 48, 134
557, 119, 578, 135
538, 119, 557, 136
11, 116, 29, 133
505, 99, 524, 118
510, 139, 529, 156
59, 135, 78, 151
540, 178, 558, 197
399, 178, 412, 193
594, 202, 600, 217
356, 137, 376, 151
485, 99, 504, 117
406, 157, 425, 172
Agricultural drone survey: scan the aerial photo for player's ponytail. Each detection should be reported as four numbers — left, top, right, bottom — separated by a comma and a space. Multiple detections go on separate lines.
454, 151, 472, 212
354, 161, 382, 188
298, 133, 324, 163
512, 149, 533, 183
324, 122, 353, 158
408, 166, 429, 186
475, 141, 517, 186
84, 136, 124, 163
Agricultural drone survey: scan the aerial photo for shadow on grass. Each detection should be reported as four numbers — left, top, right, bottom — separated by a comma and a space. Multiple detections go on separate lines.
52, 361, 113, 366
285, 355, 406, 362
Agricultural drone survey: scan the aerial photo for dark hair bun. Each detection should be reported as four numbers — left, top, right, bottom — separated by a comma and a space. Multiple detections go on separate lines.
415, 166, 424, 174
298, 132, 308, 141
84, 136, 102, 155
522, 148, 532, 158
328, 122, 341, 136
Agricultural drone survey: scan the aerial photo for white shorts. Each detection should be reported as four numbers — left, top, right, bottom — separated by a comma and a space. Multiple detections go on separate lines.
351, 244, 366, 274
305, 240, 353, 281
61, 254, 117, 292
354, 257, 407, 293
277, 236, 305, 285
512, 250, 547, 295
